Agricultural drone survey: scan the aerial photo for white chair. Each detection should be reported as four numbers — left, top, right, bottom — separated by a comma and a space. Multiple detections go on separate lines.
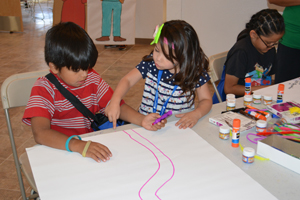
208, 51, 228, 103
1, 69, 49, 200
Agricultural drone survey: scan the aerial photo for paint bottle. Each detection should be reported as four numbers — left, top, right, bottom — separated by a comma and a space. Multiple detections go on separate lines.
256, 120, 267, 133
244, 77, 251, 95
242, 147, 255, 163
263, 95, 273, 105
253, 94, 262, 104
276, 84, 285, 103
244, 95, 252, 106
226, 100, 236, 111
219, 125, 230, 140
226, 94, 235, 101
231, 119, 240, 148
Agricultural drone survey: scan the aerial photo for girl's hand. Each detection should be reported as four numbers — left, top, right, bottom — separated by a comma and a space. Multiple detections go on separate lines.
142, 113, 167, 131
105, 102, 121, 129
85, 141, 112, 163
175, 111, 200, 129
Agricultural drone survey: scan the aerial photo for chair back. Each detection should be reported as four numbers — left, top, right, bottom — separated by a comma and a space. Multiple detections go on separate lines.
1, 70, 49, 109
208, 51, 228, 83
1, 69, 48, 200
208, 51, 228, 103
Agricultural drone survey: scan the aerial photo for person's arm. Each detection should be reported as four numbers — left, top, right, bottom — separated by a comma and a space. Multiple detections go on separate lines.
268, 0, 300, 6
31, 116, 112, 163
224, 74, 271, 96
175, 83, 212, 129
119, 103, 166, 131
105, 68, 143, 128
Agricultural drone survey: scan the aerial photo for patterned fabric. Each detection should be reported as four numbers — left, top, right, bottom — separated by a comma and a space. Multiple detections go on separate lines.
22, 69, 124, 136
136, 58, 210, 115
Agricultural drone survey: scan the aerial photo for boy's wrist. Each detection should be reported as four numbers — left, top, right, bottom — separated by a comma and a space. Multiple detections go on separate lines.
69, 138, 85, 153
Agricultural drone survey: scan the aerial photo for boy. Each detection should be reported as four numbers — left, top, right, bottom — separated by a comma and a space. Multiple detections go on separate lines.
22, 22, 165, 163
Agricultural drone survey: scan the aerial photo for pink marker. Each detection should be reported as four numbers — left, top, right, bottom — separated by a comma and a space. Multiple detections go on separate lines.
152, 110, 172, 125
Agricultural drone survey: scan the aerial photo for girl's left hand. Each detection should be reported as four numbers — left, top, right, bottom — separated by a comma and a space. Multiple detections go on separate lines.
175, 111, 200, 129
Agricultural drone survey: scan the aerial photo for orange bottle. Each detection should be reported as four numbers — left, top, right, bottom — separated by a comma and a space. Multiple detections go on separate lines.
231, 119, 241, 148
245, 77, 251, 95
277, 84, 285, 103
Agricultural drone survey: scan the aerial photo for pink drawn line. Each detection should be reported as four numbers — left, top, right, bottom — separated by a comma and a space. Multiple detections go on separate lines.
123, 130, 160, 200
123, 129, 175, 199
131, 130, 175, 199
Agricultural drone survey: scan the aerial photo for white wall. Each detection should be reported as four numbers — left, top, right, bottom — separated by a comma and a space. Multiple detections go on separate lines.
135, 0, 284, 57
135, 0, 164, 38
177, 0, 270, 57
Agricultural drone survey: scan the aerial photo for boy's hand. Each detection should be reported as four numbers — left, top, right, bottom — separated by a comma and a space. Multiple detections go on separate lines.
142, 113, 167, 131
175, 111, 200, 129
105, 102, 121, 129
85, 141, 112, 163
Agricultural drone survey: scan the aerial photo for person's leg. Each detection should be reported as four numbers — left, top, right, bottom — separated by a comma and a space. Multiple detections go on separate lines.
24, 0, 28, 8
112, 1, 126, 42
96, 1, 113, 41
275, 43, 300, 83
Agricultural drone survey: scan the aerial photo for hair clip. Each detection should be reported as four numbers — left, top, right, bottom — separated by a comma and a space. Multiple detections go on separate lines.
164, 37, 175, 49
150, 24, 164, 45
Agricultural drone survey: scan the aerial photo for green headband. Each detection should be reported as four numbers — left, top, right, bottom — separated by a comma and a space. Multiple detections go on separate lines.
150, 24, 164, 45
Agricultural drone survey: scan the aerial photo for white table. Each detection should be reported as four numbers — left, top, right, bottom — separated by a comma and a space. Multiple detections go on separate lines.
27, 78, 300, 200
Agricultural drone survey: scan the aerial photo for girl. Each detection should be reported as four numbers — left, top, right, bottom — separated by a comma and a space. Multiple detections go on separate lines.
218, 9, 285, 101
105, 20, 212, 129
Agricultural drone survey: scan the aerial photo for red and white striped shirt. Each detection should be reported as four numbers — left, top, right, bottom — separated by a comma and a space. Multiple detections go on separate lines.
23, 69, 124, 136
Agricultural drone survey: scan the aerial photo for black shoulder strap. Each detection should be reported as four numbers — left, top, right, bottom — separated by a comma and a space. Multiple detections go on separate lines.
45, 73, 98, 124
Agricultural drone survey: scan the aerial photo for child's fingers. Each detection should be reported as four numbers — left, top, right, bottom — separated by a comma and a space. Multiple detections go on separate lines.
87, 142, 112, 162
107, 113, 118, 129
113, 120, 117, 129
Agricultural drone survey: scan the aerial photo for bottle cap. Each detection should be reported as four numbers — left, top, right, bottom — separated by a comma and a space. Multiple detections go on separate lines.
233, 119, 241, 127
219, 125, 230, 133
227, 101, 235, 106
232, 142, 239, 148
263, 95, 272, 100
226, 94, 235, 100
243, 147, 255, 157
244, 95, 253, 101
245, 77, 251, 83
256, 120, 267, 127
253, 93, 261, 98
278, 84, 285, 91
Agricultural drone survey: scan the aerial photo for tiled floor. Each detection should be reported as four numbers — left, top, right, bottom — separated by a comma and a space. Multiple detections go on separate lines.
0, 2, 214, 200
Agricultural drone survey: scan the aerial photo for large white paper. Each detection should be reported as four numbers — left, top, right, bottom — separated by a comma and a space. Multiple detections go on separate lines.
26, 122, 276, 200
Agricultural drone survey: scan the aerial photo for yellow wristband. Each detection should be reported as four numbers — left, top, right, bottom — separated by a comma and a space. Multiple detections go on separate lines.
82, 140, 92, 157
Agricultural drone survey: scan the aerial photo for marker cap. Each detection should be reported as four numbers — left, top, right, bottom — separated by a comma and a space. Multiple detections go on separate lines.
278, 84, 285, 91
233, 119, 241, 127
231, 142, 239, 148
245, 77, 251, 83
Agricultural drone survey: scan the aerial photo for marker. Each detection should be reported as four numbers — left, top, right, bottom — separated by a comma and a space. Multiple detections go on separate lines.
246, 105, 270, 118
248, 111, 267, 121
152, 110, 172, 125
239, 110, 260, 121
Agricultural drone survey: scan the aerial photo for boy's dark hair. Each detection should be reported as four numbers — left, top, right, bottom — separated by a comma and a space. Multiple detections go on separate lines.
145, 20, 209, 105
45, 22, 98, 71
237, 9, 285, 41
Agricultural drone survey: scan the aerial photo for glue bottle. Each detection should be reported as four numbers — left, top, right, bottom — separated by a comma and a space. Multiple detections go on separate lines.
245, 77, 251, 95
276, 84, 285, 103
231, 119, 240, 148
